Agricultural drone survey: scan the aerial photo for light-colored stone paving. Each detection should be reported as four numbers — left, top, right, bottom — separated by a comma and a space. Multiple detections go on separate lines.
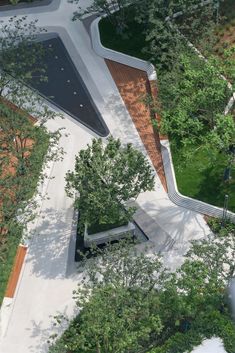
0, 1, 211, 352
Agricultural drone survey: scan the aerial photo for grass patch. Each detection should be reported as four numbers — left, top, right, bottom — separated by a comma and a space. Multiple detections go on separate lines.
0, 126, 49, 306
171, 142, 235, 212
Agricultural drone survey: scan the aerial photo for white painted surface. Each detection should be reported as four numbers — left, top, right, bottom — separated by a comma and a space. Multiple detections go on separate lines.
191, 338, 227, 353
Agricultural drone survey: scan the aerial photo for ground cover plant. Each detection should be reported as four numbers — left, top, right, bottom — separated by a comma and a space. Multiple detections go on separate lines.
48, 218, 235, 353
174, 0, 235, 83
0, 102, 50, 305
97, 0, 235, 211
208, 0, 235, 83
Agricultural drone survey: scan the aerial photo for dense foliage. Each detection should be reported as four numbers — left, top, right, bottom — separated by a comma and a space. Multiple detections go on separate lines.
98, 0, 235, 209
49, 219, 235, 353
159, 52, 234, 157
65, 137, 154, 230
0, 102, 50, 304
71, 0, 137, 33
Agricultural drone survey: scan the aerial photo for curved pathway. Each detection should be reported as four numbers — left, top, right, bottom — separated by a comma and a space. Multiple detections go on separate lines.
0, 1, 210, 353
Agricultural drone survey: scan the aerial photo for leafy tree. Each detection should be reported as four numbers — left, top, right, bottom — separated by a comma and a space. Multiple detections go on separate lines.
158, 51, 233, 157
49, 240, 166, 353
70, 0, 137, 34
135, 0, 223, 70
135, 0, 183, 70
49, 220, 235, 353
0, 15, 47, 97
174, 1, 219, 55
0, 16, 59, 125
0, 100, 62, 245
221, 45, 235, 83
0, 101, 37, 172
65, 137, 155, 230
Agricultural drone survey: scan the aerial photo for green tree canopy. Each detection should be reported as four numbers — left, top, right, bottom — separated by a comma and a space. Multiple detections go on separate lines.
49, 220, 235, 353
65, 137, 155, 229
0, 15, 47, 97
159, 51, 233, 159
70, 0, 137, 33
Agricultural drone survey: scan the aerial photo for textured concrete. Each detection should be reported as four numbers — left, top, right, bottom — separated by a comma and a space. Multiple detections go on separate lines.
0, 1, 212, 353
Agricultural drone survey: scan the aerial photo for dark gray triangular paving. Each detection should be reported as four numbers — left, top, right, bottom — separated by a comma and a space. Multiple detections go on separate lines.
29, 34, 109, 137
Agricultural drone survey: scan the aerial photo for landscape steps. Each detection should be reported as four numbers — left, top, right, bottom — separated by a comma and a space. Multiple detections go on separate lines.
129, 201, 175, 253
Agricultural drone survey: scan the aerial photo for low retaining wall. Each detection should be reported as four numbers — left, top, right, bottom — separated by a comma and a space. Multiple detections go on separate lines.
84, 222, 135, 247
90, 17, 157, 81
160, 140, 235, 222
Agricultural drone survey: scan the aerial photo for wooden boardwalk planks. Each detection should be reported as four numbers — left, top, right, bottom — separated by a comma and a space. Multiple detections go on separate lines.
105, 60, 167, 191
5, 245, 27, 298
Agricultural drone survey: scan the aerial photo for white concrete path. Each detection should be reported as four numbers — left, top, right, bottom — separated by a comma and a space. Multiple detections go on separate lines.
0, 1, 211, 352
191, 338, 226, 353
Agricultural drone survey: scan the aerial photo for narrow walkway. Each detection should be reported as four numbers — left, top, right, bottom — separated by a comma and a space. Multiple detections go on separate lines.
106, 60, 167, 191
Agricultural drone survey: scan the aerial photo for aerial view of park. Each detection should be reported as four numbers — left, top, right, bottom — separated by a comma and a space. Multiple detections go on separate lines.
0, 1, 234, 353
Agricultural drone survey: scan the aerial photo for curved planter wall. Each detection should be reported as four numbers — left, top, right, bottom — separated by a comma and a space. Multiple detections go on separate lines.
161, 140, 235, 222
90, 16, 235, 223
90, 17, 157, 81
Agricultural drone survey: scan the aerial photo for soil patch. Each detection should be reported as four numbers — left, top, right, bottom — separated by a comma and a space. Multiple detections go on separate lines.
105, 60, 167, 192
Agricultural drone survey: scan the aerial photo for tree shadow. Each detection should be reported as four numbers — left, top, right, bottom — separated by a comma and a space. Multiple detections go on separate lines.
27, 303, 78, 353
192, 164, 235, 212
134, 195, 210, 270
26, 206, 78, 280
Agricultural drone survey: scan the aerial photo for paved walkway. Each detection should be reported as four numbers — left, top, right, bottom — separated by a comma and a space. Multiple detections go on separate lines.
0, 1, 210, 352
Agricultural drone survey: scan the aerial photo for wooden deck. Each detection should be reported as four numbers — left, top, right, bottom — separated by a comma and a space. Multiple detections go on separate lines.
5, 245, 27, 298
105, 60, 167, 191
